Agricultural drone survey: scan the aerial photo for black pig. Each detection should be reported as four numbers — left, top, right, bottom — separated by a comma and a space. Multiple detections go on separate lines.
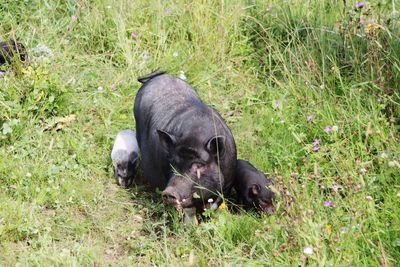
235, 160, 275, 213
0, 40, 26, 66
134, 70, 236, 209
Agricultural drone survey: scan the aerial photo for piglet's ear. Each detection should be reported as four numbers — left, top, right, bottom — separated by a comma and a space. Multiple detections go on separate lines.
249, 184, 261, 196
206, 135, 225, 157
157, 130, 177, 151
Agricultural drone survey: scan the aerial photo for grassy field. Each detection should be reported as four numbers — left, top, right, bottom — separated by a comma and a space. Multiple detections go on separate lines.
0, 0, 399, 266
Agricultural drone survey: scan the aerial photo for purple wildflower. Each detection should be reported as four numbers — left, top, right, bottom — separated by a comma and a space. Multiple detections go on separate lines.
323, 200, 334, 207
307, 114, 314, 123
354, 2, 366, 9
283, 98, 288, 104
324, 126, 332, 134
131, 32, 138, 39
274, 101, 282, 109
71, 15, 77, 21
0, 71, 5, 77
165, 9, 172, 15
312, 139, 320, 152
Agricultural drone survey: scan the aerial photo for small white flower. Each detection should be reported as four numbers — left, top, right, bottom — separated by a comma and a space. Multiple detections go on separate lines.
303, 246, 313, 255
2, 123, 12, 135
370, 176, 376, 183
388, 160, 399, 168
332, 184, 341, 192
31, 43, 53, 56
178, 70, 186, 80
381, 152, 388, 159
331, 125, 339, 132
26, 172, 32, 178
141, 50, 150, 61
207, 198, 214, 203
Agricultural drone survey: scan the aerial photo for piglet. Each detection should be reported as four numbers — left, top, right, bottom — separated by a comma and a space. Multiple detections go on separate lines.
111, 130, 139, 188
235, 160, 275, 214
0, 40, 26, 65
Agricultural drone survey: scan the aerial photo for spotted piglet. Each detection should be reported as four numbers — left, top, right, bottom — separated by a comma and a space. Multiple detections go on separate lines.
111, 130, 139, 188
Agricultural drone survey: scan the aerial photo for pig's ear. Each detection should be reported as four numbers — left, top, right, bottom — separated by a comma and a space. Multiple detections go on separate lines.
157, 130, 177, 150
249, 184, 261, 196
206, 135, 225, 156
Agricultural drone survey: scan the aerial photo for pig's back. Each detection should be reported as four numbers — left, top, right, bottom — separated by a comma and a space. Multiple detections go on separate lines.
135, 75, 200, 127
112, 130, 138, 154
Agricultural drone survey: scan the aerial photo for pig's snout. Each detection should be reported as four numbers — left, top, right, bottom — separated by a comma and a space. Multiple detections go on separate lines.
162, 187, 181, 205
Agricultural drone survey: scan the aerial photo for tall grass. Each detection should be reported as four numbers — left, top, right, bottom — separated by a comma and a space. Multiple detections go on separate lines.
0, 0, 399, 265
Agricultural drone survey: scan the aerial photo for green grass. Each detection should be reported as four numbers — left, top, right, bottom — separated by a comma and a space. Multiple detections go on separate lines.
1, 0, 399, 265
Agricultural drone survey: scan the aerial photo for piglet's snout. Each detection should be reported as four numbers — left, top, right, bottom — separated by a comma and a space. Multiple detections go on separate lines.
162, 187, 181, 205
